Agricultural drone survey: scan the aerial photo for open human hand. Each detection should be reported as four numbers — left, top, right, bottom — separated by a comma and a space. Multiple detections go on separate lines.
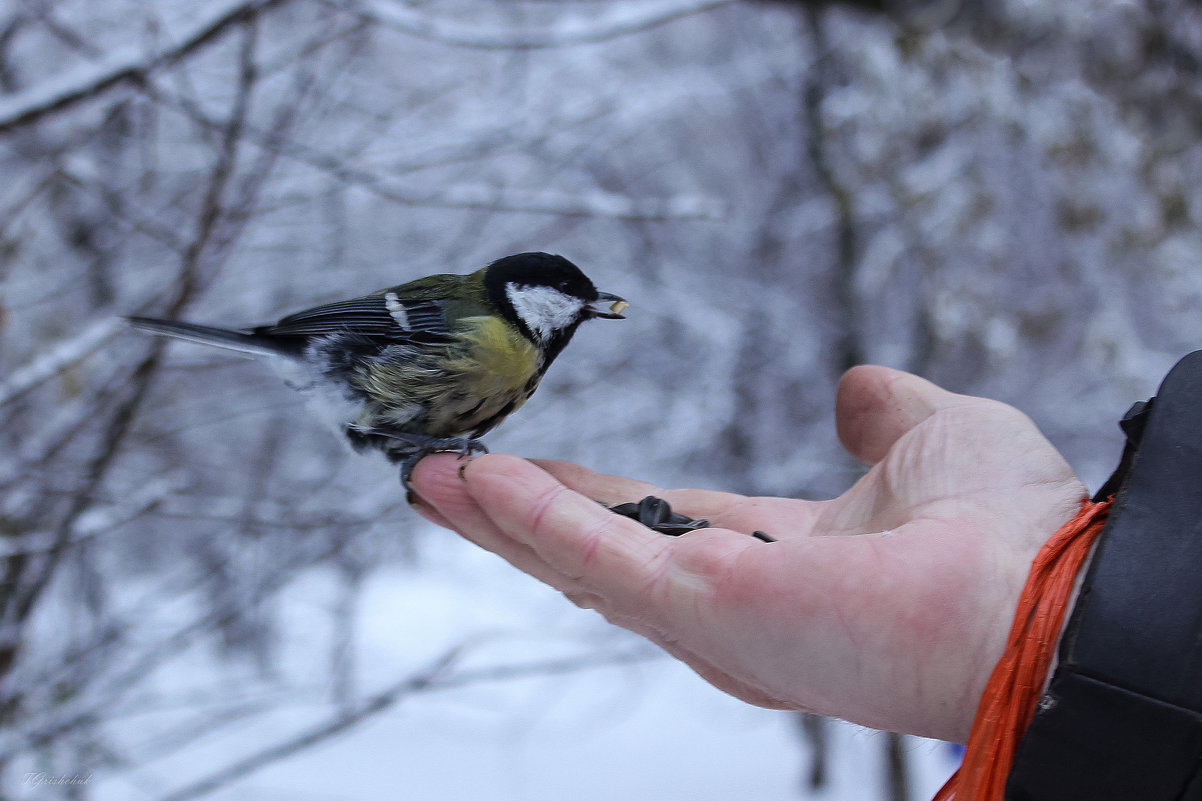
409, 366, 1086, 742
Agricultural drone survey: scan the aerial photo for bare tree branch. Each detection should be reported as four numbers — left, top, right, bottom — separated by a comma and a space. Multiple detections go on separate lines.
802, 6, 862, 374
144, 82, 726, 220
156, 644, 659, 801
0, 19, 271, 745
2, 536, 345, 762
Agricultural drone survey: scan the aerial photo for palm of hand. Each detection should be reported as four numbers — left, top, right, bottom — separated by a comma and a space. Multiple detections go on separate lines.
412, 366, 1086, 742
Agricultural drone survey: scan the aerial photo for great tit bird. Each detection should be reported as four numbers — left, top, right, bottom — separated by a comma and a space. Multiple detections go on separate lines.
128, 252, 626, 484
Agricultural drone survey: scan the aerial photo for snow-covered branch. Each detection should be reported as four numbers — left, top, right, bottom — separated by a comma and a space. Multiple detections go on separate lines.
371, 182, 725, 220
0, 317, 123, 407
0, 474, 185, 558
342, 0, 737, 49
0, 0, 290, 134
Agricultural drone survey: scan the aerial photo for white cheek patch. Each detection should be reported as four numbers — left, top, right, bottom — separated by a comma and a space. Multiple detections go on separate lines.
506, 284, 584, 341
384, 292, 409, 328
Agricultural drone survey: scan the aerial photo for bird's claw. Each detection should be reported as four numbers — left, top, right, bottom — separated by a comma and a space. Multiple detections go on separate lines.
393, 434, 488, 491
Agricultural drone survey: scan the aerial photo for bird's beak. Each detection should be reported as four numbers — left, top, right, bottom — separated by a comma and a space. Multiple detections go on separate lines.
587, 291, 628, 319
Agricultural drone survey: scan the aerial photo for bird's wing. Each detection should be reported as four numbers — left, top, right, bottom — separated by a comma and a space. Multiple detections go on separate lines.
252, 295, 455, 344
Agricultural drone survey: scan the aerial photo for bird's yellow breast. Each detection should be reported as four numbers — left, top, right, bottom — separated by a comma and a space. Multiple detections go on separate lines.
456, 314, 541, 391
350, 315, 543, 438
424, 315, 542, 435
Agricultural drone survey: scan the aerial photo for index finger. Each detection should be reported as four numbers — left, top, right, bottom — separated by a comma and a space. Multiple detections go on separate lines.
461, 454, 672, 584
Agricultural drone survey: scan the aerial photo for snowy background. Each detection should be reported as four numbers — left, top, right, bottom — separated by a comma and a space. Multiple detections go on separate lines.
1, 0, 1200, 799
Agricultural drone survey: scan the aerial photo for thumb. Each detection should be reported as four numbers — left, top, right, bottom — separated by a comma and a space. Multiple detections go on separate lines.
835, 366, 962, 465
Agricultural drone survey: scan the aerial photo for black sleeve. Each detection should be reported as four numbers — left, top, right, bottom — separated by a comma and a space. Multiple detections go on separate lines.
1006, 351, 1202, 800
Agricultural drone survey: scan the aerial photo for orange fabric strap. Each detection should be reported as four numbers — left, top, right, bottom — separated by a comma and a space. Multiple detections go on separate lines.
933, 497, 1113, 801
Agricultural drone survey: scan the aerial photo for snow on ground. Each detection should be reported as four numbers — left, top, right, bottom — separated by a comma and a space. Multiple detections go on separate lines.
53, 525, 958, 801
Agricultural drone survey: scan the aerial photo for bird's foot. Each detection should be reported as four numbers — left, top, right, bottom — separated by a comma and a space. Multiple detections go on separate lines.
389, 434, 489, 490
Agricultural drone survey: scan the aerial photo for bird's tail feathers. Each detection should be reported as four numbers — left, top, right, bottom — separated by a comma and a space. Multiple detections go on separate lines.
125, 316, 289, 358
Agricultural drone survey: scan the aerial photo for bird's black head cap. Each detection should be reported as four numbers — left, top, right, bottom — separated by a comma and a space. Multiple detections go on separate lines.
484, 252, 598, 303
483, 252, 607, 366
